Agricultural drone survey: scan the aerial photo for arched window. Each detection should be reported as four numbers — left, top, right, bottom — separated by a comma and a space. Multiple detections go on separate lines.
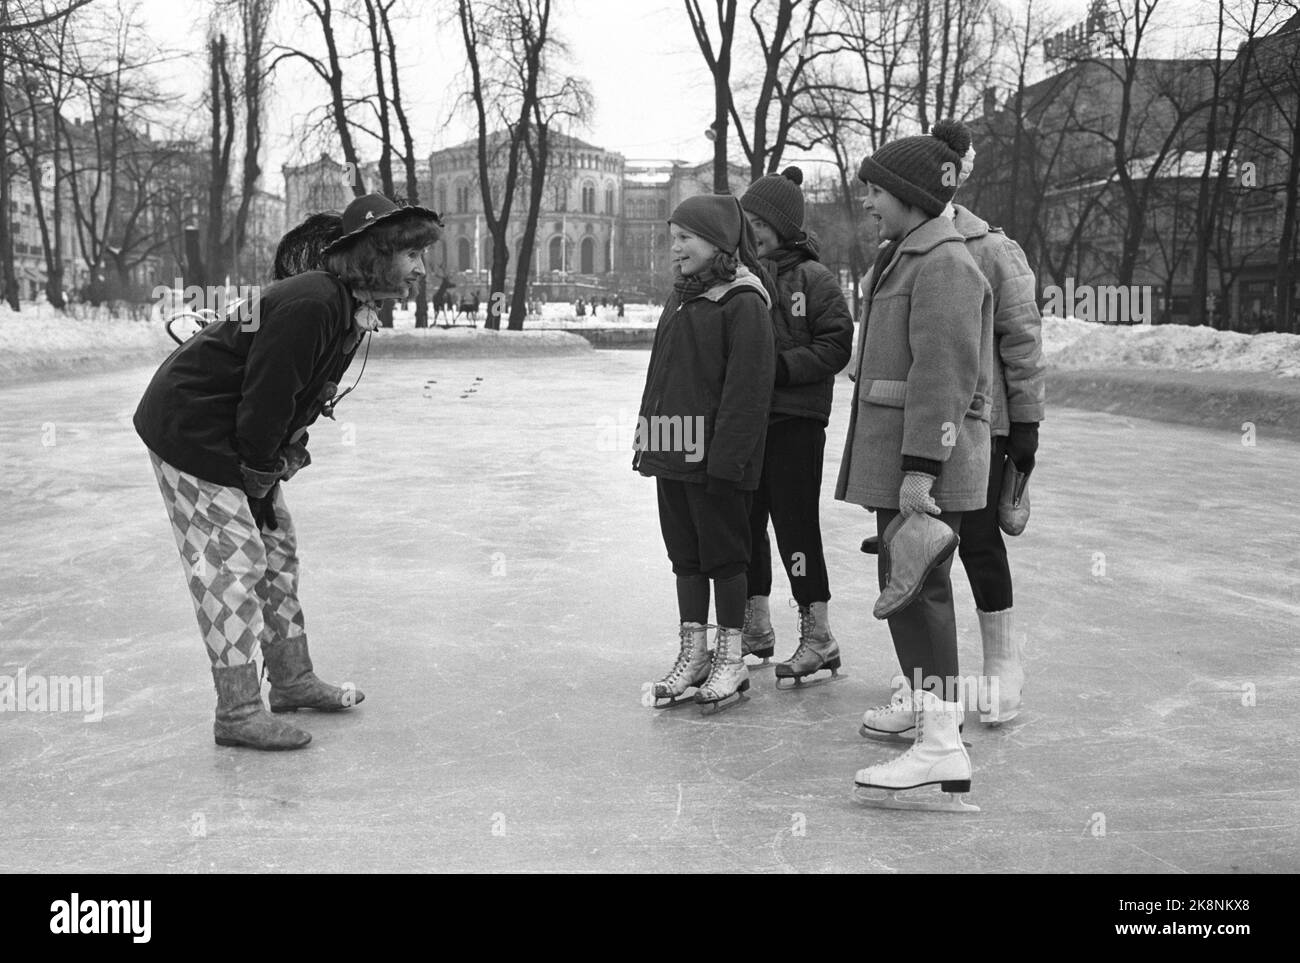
580, 236, 595, 274
457, 236, 472, 271
604, 237, 612, 273
581, 180, 596, 214
553, 181, 567, 211
605, 184, 614, 215
436, 182, 447, 213
455, 180, 470, 213
549, 235, 564, 272
657, 199, 667, 218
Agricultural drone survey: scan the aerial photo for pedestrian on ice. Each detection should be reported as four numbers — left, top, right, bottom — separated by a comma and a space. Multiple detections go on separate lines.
635, 194, 776, 714
134, 194, 442, 751
835, 121, 994, 810
737, 166, 853, 685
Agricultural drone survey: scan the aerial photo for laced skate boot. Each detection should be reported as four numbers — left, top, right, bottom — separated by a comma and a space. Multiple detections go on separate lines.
775, 602, 843, 688
264, 636, 365, 713
741, 596, 776, 664
212, 662, 311, 750
861, 680, 964, 740
651, 622, 711, 709
695, 627, 750, 714
978, 608, 1023, 725
853, 690, 977, 812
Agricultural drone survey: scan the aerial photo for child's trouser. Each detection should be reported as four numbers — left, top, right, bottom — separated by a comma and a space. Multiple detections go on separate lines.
957, 435, 1013, 612
746, 416, 831, 604
875, 507, 964, 700
149, 451, 305, 668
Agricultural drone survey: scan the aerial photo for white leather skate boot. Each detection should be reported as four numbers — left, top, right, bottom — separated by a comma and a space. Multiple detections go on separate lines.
854, 690, 977, 812
775, 602, 842, 688
741, 596, 776, 663
695, 627, 750, 713
978, 608, 1023, 724
652, 622, 711, 709
861, 679, 964, 739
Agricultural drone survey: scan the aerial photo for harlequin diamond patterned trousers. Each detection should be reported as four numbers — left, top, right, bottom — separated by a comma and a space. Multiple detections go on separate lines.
149, 451, 306, 667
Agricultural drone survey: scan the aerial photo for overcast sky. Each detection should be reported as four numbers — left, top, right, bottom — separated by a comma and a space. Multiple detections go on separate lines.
134, 0, 1237, 190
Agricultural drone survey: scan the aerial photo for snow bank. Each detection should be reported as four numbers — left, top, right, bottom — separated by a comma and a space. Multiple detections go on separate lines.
0, 302, 174, 385
1042, 316, 1300, 379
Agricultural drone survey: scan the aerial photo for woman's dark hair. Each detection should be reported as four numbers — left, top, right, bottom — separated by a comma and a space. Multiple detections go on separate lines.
273, 212, 345, 280
323, 219, 443, 291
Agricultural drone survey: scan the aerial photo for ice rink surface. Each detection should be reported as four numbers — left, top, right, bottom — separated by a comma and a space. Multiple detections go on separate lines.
2, 351, 1297, 874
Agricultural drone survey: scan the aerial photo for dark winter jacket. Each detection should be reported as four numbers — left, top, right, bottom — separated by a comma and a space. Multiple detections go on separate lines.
134, 271, 362, 488
760, 233, 854, 424
950, 204, 1046, 435
835, 216, 994, 512
633, 267, 775, 489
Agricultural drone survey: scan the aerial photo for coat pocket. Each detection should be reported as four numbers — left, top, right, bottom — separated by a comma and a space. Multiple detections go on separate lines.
966, 391, 992, 423
860, 378, 907, 408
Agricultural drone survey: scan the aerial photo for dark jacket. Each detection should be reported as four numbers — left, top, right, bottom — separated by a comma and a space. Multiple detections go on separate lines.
761, 234, 854, 424
633, 267, 774, 489
134, 271, 361, 487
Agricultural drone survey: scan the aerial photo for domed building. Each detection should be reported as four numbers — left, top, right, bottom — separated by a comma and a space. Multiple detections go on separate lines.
429, 132, 623, 297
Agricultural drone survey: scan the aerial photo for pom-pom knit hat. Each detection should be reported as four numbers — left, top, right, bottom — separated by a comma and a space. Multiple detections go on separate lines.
857, 120, 973, 217
740, 166, 805, 242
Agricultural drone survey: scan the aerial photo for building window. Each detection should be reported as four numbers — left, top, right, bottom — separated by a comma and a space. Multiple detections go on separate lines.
658, 199, 667, 218
554, 182, 568, 211
457, 236, 472, 271
581, 180, 596, 214
549, 235, 564, 272
605, 185, 614, 215
580, 236, 595, 274
436, 183, 447, 213
456, 182, 470, 213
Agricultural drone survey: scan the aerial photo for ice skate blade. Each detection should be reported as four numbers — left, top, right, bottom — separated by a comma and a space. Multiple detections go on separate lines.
858, 723, 913, 741
653, 693, 702, 710
852, 783, 980, 813
696, 691, 749, 715
774, 667, 846, 691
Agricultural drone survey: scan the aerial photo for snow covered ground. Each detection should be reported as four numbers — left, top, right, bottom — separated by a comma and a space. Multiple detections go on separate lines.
6, 298, 1300, 384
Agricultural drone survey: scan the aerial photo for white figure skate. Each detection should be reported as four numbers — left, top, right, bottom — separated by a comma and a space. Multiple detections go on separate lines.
695, 627, 750, 715
651, 622, 711, 709
775, 602, 844, 689
853, 690, 979, 813
861, 679, 963, 740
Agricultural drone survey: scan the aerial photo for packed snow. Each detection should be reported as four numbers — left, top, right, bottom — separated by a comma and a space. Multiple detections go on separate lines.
5, 298, 1300, 382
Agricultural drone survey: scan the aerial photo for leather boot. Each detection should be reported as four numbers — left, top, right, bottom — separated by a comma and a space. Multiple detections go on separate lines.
212, 662, 311, 750
263, 636, 365, 713
873, 513, 959, 620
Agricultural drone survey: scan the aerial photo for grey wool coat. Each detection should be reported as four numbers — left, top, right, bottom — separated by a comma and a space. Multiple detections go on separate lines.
835, 216, 994, 512
950, 204, 1046, 436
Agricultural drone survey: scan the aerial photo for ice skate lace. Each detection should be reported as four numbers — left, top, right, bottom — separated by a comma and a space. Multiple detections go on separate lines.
663, 623, 715, 685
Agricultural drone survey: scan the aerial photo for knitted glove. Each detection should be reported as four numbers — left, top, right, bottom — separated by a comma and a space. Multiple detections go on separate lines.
898, 471, 941, 517
247, 485, 280, 532
1006, 422, 1039, 474
705, 474, 738, 497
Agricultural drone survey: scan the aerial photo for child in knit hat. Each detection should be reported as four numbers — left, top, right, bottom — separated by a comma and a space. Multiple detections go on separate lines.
833, 120, 994, 810
738, 167, 854, 686
635, 193, 776, 713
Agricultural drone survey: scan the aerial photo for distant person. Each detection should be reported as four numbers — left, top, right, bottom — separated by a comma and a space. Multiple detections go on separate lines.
134, 195, 441, 752
617, 295, 625, 318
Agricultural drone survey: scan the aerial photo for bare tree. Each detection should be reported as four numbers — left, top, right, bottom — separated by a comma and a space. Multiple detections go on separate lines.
684, 0, 739, 192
